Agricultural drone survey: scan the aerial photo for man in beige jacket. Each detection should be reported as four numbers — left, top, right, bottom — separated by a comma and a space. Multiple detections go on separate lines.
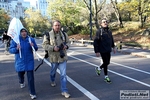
42, 20, 70, 98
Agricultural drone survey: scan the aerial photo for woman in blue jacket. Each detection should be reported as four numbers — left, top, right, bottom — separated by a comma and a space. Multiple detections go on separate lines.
9, 28, 38, 99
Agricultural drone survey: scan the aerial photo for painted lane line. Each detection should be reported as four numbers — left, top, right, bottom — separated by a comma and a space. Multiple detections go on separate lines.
69, 50, 150, 75
36, 52, 99, 100
69, 55, 150, 88
0, 43, 4, 47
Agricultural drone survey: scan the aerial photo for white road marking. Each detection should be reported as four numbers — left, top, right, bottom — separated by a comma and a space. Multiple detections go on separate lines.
69, 50, 150, 75
68, 51, 150, 87
36, 52, 100, 100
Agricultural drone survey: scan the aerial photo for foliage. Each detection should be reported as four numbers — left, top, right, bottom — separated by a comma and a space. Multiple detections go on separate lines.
47, 0, 86, 34
24, 8, 51, 36
0, 8, 10, 30
118, 0, 150, 28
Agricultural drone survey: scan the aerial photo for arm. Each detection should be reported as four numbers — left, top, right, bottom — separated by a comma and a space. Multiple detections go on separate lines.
64, 33, 70, 49
31, 38, 38, 51
111, 32, 116, 54
42, 34, 54, 51
93, 30, 101, 53
9, 40, 19, 54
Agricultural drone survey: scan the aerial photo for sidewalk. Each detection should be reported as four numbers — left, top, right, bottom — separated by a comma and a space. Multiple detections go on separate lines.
73, 43, 150, 58
117, 46, 150, 58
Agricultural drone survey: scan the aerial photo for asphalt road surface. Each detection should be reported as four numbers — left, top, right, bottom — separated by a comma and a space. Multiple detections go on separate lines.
0, 39, 150, 100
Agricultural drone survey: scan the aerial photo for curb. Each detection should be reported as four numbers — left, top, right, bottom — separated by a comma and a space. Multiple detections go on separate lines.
71, 43, 150, 58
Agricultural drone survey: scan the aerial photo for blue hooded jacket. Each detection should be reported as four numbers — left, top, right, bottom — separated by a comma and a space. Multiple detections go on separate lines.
9, 28, 38, 72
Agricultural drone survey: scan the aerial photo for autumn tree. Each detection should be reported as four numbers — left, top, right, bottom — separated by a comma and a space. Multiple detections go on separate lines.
119, 0, 150, 28
137, 0, 150, 28
0, 8, 10, 30
24, 8, 51, 36
47, 0, 85, 34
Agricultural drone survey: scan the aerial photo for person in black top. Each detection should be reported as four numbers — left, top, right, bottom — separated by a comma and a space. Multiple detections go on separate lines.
2, 30, 11, 54
94, 18, 116, 83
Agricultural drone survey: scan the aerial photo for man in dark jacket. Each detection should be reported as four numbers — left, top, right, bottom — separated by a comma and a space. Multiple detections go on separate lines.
2, 30, 11, 54
94, 18, 116, 83
9, 28, 38, 99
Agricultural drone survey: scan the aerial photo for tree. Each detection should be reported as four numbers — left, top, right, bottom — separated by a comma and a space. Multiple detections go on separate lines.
47, 0, 84, 34
111, 0, 124, 28
24, 8, 51, 36
0, 8, 10, 30
119, 0, 150, 28
83, 0, 106, 29
136, 0, 150, 28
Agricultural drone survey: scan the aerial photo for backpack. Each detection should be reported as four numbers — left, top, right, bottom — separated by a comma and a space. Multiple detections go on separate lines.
43, 31, 67, 58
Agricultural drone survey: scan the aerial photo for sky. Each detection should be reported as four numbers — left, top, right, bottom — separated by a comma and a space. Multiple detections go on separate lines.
23, 0, 123, 6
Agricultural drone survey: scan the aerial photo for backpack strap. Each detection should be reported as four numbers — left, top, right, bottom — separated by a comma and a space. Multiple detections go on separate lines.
97, 28, 103, 40
61, 31, 66, 43
44, 30, 67, 43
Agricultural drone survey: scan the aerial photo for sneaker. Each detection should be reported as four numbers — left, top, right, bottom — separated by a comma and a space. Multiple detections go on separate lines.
61, 92, 70, 98
20, 82, 25, 88
104, 77, 111, 83
95, 67, 101, 76
51, 81, 56, 87
30, 94, 36, 99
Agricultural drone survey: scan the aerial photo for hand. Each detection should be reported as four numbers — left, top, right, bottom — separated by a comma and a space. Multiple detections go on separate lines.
63, 45, 68, 50
113, 48, 116, 54
30, 42, 34, 46
54, 46, 59, 52
17, 44, 21, 50
96, 53, 100, 57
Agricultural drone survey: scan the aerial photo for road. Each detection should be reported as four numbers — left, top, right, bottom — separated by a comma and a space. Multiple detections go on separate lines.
0, 38, 150, 100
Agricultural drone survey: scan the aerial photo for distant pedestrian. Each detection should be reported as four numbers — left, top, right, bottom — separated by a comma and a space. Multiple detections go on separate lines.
94, 18, 116, 83
2, 30, 11, 54
42, 20, 70, 98
9, 28, 38, 99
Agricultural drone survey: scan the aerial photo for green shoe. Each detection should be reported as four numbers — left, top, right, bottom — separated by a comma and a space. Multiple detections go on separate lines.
95, 67, 101, 76
104, 77, 111, 83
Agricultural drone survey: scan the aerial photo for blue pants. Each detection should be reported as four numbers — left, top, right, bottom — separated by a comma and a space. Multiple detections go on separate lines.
50, 61, 68, 92
18, 71, 36, 95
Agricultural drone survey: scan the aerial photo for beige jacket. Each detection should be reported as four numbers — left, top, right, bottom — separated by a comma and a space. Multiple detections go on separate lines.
42, 30, 70, 63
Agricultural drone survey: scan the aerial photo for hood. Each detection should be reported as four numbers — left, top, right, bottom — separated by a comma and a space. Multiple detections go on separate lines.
20, 28, 28, 34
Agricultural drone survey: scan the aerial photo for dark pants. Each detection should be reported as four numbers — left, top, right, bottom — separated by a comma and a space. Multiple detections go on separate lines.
100, 52, 111, 75
18, 71, 36, 95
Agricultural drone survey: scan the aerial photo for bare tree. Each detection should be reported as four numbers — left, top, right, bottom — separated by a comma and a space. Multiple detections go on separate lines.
83, 0, 106, 29
111, 0, 124, 28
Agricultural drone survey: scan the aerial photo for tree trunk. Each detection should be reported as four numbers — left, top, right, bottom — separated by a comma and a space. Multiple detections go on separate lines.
139, 14, 144, 28
128, 12, 132, 21
111, 0, 123, 28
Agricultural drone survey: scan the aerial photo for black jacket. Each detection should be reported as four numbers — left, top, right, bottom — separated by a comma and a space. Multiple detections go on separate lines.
93, 27, 115, 53
2, 34, 11, 42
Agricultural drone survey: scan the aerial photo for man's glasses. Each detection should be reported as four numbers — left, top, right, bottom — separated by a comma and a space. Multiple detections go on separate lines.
102, 21, 108, 23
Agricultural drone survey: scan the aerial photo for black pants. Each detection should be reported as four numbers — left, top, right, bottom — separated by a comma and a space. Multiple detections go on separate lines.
100, 52, 111, 76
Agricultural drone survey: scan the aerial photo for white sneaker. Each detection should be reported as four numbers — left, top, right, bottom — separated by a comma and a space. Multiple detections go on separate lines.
20, 82, 25, 88
61, 92, 70, 98
51, 81, 56, 87
30, 94, 37, 99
